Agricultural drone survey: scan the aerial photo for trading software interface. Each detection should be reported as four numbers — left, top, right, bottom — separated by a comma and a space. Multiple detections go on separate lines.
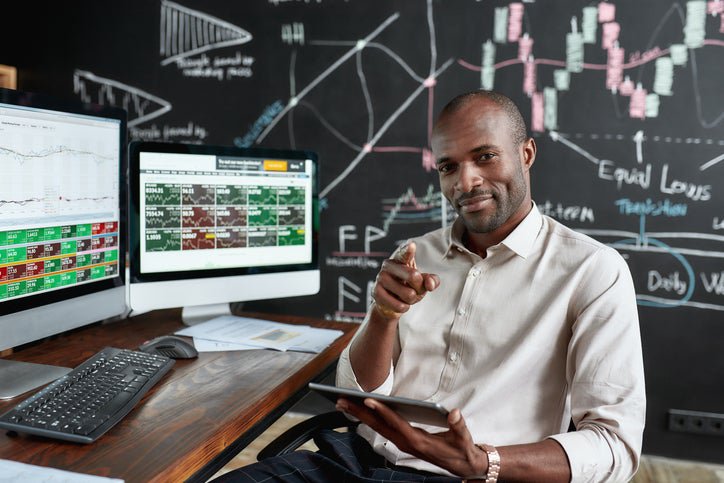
139, 151, 314, 274
0, 102, 121, 302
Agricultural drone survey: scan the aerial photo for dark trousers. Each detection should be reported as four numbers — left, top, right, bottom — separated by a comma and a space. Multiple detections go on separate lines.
212, 429, 462, 482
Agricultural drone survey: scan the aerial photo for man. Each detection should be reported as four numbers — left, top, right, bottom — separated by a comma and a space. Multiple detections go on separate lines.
217, 90, 645, 482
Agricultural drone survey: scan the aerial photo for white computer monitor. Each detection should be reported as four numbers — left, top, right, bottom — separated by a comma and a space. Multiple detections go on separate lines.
0, 88, 127, 398
127, 142, 320, 324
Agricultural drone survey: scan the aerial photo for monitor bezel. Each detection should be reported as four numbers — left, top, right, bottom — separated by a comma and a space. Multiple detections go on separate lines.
128, 141, 320, 285
0, 87, 127, 318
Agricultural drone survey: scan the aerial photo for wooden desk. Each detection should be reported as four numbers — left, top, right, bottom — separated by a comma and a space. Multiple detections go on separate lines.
0, 309, 357, 482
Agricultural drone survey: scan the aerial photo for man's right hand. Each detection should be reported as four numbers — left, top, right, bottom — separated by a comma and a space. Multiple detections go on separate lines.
372, 241, 440, 321
349, 241, 440, 390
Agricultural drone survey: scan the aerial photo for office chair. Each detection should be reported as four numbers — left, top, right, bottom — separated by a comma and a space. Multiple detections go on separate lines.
256, 411, 359, 460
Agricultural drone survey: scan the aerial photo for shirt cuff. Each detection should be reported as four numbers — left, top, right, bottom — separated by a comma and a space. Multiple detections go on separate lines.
336, 346, 394, 394
548, 430, 613, 482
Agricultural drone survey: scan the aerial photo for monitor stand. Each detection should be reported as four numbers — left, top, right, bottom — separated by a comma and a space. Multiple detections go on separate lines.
0, 359, 71, 400
181, 302, 233, 326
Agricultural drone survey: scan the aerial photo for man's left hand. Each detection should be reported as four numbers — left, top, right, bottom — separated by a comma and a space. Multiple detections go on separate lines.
336, 397, 488, 479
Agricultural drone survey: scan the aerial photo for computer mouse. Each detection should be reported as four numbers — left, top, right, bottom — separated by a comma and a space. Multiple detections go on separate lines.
138, 335, 198, 359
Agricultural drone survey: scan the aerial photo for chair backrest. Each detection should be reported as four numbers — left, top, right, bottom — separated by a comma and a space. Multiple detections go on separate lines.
257, 411, 359, 460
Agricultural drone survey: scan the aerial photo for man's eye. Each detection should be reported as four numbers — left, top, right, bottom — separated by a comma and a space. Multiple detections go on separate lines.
479, 153, 495, 161
437, 164, 452, 173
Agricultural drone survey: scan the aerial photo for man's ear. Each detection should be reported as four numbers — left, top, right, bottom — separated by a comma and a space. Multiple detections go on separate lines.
522, 137, 537, 171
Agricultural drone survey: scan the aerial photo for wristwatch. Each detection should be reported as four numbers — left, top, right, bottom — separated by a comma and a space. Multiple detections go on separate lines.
476, 443, 500, 483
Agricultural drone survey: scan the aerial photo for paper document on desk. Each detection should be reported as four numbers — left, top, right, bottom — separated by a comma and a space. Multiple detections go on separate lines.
0, 459, 123, 482
176, 315, 343, 353
192, 338, 257, 352
176, 315, 302, 351
285, 326, 345, 353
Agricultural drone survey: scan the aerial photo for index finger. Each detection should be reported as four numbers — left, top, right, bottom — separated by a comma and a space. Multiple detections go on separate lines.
394, 241, 417, 269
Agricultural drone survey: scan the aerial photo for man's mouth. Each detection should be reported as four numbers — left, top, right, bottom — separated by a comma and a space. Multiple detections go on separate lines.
457, 193, 494, 213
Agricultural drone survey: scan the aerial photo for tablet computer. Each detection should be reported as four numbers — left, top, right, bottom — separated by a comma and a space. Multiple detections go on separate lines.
309, 382, 450, 427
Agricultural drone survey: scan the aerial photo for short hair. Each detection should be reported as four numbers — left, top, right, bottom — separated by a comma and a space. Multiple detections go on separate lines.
438, 90, 528, 146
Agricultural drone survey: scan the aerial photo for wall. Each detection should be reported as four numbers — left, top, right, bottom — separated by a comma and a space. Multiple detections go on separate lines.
2, 0, 723, 463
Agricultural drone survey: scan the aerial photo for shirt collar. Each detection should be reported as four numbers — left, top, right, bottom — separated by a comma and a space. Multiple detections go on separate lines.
500, 202, 542, 258
444, 202, 543, 259
442, 218, 466, 259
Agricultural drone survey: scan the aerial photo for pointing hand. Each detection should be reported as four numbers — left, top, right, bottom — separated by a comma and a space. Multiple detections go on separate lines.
372, 241, 440, 320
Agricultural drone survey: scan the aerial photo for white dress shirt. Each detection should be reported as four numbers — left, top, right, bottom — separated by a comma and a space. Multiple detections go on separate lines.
336, 203, 646, 482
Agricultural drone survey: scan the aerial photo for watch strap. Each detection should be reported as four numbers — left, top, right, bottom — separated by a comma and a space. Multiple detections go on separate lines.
475, 443, 500, 483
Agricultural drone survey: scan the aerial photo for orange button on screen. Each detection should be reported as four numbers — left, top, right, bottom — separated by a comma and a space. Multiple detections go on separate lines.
264, 160, 288, 171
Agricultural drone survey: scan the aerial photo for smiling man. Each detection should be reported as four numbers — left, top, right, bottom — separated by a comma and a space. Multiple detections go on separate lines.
335, 90, 646, 483
216, 90, 646, 483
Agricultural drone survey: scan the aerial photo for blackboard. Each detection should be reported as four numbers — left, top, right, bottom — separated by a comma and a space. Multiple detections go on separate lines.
3, 0, 723, 463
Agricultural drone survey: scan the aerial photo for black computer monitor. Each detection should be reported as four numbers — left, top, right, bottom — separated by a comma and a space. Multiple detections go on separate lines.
0, 88, 127, 398
127, 142, 320, 324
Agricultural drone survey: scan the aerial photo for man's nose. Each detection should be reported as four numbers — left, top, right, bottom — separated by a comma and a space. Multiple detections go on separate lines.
455, 163, 483, 193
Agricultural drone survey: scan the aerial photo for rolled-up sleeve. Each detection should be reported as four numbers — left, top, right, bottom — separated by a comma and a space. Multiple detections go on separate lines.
335, 313, 396, 395
549, 247, 646, 482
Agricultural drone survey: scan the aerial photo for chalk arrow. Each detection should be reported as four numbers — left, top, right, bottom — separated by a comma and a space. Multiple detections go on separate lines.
548, 131, 600, 165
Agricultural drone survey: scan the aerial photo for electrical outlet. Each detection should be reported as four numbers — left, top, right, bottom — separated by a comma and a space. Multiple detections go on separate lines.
668, 409, 724, 437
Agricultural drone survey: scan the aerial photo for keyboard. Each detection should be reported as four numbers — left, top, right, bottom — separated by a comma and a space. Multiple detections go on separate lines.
0, 347, 174, 443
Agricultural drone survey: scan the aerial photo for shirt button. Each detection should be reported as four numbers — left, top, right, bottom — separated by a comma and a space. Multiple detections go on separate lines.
470, 269, 480, 278
457, 307, 466, 316
449, 352, 459, 362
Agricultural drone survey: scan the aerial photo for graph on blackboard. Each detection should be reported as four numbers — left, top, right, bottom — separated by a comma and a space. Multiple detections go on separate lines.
239, 0, 723, 318
65, 0, 722, 320
73, 70, 172, 128
159, 0, 253, 66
